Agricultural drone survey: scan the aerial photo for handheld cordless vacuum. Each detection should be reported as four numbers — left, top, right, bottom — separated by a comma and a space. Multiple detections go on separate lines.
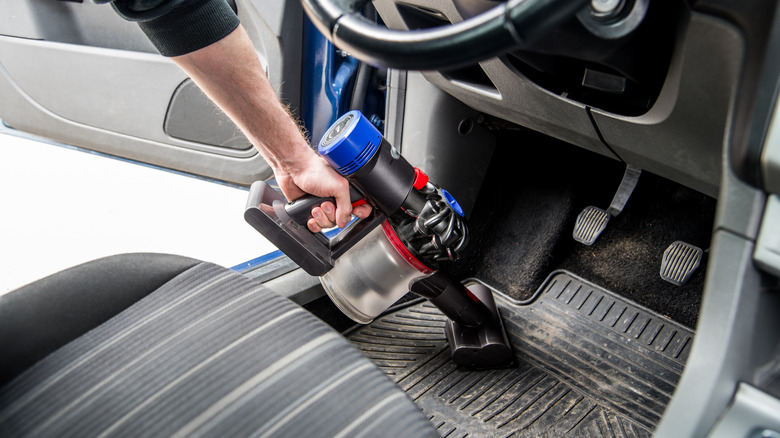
245, 110, 512, 369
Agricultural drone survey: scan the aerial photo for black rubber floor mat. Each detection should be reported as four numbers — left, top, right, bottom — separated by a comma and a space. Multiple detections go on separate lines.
347, 271, 694, 437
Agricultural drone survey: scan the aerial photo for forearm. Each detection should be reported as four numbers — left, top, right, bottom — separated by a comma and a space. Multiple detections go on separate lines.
169, 25, 366, 227
119, 3, 366, 228
170, 25, 315, 176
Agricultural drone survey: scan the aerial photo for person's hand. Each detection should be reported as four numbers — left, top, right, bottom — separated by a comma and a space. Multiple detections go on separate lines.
170, 25, 370, 233
275, 152, 373, 233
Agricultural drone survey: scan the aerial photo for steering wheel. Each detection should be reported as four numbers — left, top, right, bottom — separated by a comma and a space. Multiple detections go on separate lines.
301, 0, 590, 71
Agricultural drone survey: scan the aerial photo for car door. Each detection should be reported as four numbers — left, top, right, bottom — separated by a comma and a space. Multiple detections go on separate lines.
0, 0, 304, 186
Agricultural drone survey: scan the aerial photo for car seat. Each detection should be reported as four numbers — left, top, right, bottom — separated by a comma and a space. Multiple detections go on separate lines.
0, 253, 437, 437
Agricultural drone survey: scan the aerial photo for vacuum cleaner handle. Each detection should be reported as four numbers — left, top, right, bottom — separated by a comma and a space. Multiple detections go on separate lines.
245, 180, 386, 277
284, 185, 366, 226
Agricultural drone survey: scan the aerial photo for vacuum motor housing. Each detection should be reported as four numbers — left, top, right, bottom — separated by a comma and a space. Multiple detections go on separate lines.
319, 110, 467, 270
318, 110, 416, 216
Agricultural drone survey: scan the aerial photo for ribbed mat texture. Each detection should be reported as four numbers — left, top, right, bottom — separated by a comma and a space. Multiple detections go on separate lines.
0, 262, 436, 438
348, 271, 693, 437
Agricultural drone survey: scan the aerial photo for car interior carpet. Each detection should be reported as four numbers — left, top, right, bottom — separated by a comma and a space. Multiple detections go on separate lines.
447, 131, 593, 305
555, 171, 716, 329
448, 130, 716, 329
346, 271, 693, 438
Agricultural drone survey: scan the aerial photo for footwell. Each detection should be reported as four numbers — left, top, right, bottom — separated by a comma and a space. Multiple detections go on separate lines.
347, 271, 693, 437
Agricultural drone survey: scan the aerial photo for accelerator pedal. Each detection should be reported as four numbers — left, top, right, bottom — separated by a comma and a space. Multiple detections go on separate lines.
573, 165, 642, 246
660, 241, 703, 286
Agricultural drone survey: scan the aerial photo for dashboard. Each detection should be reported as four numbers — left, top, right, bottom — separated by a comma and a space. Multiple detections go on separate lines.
367, 0, 775, 198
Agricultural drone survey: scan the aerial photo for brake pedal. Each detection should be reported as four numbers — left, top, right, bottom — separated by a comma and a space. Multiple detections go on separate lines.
573, 165, 641, 246
660, 241, 703, 286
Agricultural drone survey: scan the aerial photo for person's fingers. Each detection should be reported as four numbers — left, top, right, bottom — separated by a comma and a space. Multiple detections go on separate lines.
311, 206, 332, 228
307, 218, 322, 233
332, 181, 353, 229
309, 207, 331, 232
352, 204, 373, 220
320, 202, 337, 224
314, 205, 343, 230
307, 202, 373, 233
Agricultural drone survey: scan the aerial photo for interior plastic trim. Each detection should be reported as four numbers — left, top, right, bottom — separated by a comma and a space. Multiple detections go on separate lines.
754, 194, 780, 277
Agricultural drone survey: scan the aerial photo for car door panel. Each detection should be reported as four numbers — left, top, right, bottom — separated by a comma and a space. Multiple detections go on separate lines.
0, 0, 303, 186
1, 0, 157, 53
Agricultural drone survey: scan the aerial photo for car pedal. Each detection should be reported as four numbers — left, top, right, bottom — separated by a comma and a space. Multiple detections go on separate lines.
573, 206, 610, 245
573, 165, 641, 245
660, 241, 703, 286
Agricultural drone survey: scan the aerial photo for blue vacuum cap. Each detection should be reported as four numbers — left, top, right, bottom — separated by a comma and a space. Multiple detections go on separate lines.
318, 110, 382, 176
441, 189, 465, 217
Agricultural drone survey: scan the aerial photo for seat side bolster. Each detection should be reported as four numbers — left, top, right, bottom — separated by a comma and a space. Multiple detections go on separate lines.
0, 253, 200, 386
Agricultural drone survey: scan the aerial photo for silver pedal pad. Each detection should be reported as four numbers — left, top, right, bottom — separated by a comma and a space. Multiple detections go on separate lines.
573, 206, 610, 246
660, 241, 703, 286
573, 165, 641, 246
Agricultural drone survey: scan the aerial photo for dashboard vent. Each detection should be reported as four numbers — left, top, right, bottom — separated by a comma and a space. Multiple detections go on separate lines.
394, 3, 498, 93
441, 64, 498, 94
395, 3, 450, 29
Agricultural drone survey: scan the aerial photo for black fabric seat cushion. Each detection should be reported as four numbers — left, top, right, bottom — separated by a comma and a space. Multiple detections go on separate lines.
0, 259, 437, 437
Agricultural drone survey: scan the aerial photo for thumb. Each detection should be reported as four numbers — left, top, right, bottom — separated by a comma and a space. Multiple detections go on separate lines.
275, 173, 306, 202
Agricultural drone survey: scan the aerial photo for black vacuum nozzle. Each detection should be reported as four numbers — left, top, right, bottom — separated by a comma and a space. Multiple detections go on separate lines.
411, 273, 514, 369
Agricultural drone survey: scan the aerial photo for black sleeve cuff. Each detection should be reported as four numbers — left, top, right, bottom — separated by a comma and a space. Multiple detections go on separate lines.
113, 0, 240, 57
